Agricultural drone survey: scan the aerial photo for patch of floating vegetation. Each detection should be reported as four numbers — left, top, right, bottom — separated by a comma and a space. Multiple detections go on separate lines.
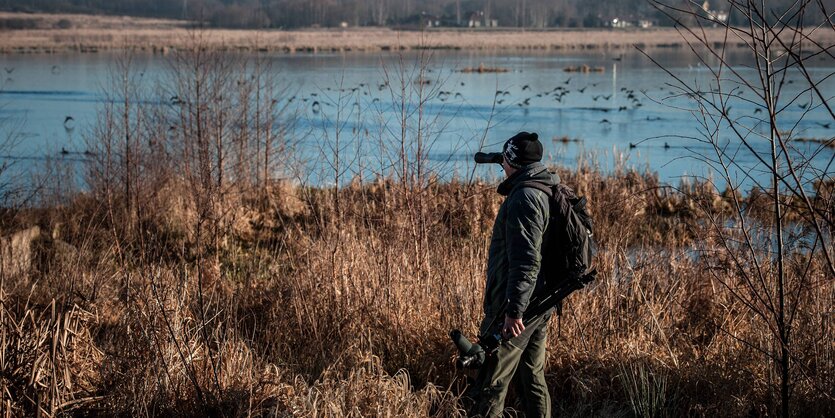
553, 136, 582, 144
564, 64, 605, 73
793, 137, 835, 148
458, 63, 510, 73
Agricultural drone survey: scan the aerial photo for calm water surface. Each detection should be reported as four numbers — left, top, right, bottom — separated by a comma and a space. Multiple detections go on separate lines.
1, 48, 833, 189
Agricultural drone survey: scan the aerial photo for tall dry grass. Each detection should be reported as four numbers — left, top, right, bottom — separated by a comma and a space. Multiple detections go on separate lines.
4, 12, 835, 54
0, 161, 832, 417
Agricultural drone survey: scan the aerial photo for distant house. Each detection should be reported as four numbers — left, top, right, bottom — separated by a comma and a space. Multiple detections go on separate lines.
467, 11, 498, 28
421, 12, 441, 28
395, 12, 442, 29
468, 11, 483, 28
610, 17, 655, 29
702, 1, 728, 25
610, 18, 632, 28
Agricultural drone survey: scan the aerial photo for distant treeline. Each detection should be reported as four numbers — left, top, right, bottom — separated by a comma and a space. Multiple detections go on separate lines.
0, 0, 814, 29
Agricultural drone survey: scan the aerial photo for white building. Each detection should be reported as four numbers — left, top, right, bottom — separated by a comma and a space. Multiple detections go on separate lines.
702, 1, 729, 24
611, 18, 633, 28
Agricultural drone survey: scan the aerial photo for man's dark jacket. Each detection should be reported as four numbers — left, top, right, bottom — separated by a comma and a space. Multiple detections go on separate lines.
483, 162, 559, 329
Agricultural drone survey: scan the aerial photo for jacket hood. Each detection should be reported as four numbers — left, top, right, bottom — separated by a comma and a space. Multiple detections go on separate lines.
497, 162, 560, 196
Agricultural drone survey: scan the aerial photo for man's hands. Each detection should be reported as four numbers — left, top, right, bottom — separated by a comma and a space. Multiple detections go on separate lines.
501, 315, 525, 339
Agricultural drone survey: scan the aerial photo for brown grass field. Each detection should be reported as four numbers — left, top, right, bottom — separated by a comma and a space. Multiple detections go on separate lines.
2, 12, 835, 54
1, 162, 832, 416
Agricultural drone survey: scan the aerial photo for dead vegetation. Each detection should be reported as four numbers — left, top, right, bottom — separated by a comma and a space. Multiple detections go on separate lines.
457, 63, 509, 73
793, 137, 835, 148
0, 160, 832, 416
3, 12, 835, 54
563, 64, 605, 73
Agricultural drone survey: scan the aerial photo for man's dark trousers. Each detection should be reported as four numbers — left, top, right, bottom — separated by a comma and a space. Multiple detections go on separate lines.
469, 311, 552, 417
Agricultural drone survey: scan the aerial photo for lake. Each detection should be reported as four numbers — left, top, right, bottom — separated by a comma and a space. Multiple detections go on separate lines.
1, 48, 833, 191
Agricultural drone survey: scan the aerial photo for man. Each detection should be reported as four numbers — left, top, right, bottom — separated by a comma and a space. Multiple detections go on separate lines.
471, 131, 558, 417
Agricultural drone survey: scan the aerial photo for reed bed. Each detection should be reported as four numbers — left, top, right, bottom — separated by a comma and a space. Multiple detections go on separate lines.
3, 13, 835, 54
0, 163, 831, 417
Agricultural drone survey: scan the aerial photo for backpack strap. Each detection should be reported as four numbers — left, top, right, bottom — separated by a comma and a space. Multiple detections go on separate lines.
513, 181, 575, 219
511, 181, 569, 236
512, 180, 554, 199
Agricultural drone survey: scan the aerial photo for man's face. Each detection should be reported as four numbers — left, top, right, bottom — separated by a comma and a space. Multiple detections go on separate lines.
502, 156, 516, 178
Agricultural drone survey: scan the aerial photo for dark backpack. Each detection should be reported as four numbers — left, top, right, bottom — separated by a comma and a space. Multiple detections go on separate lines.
515, 181, 597, 289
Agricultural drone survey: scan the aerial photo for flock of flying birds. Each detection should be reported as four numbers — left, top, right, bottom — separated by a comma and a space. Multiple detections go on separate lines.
281, 76, 652, 119
1, 64, 829, 158
281, 75, 832, 152
487, 79, 644, 113
284, 76, 692, 130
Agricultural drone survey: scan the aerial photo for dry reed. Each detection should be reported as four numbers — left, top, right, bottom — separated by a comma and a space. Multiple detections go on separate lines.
0, 162, 831, 417
3, 12, 835, 54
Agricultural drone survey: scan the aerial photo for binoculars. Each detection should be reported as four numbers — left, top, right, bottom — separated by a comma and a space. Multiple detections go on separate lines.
449, 329, 501, 369
474, 152, 503, 165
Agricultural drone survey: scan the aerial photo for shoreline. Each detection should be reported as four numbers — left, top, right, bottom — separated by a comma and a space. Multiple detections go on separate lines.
3, 12, 834, 55
0, 27, 772, 55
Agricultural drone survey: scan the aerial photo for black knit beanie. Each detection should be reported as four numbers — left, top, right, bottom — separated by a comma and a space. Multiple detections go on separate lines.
502, 132, 543, 168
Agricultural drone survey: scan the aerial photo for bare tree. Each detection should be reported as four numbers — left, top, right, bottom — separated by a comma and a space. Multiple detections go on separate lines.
86, 49, 150, 244
643, 1, 834, 416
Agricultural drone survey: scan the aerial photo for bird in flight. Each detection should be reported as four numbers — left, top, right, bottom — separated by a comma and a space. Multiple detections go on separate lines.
63, 116, 76, 132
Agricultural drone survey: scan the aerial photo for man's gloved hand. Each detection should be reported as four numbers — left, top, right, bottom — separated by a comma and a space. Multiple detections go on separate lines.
501, 315, 525, 339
